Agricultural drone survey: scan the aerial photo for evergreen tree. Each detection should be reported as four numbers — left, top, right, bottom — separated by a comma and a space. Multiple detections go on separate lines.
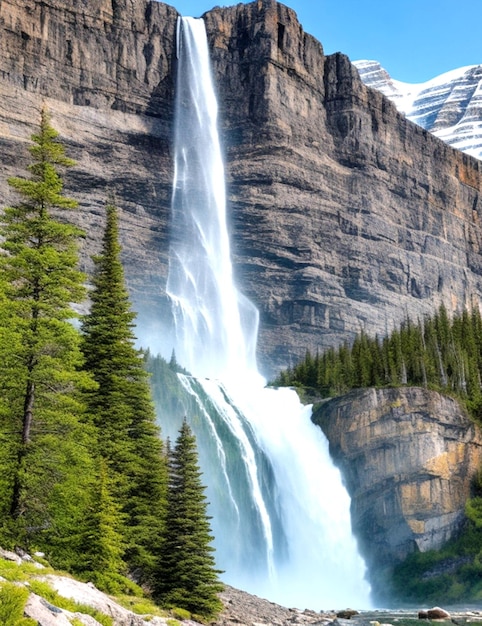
154, 419, 223, 620
78, 459, 126, 586
273, 303, 482, 423
80, 201, 167, 582
0, 107, 96, 557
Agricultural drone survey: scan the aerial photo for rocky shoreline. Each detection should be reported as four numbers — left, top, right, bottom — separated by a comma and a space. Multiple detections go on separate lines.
216, 587, 482, 626
217, 585, 337, 626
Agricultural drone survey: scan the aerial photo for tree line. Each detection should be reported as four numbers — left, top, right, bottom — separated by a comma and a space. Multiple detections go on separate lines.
274, 304, 482, 420
0, 108, 222, 620
274, 301, 482, 601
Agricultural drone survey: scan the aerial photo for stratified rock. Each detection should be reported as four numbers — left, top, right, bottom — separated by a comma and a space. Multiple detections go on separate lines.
0, 0, 178, 331
203, 1, 482, 375
312, 387, 482, 600
1, 0, 482, 376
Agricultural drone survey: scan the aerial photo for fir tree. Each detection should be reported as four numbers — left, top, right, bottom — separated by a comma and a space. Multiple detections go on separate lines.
80, 201, 167, 582
273, 303, 482, 423
154, 419, 223, 620
0, 107, 96, 557
78, 459, 126, 586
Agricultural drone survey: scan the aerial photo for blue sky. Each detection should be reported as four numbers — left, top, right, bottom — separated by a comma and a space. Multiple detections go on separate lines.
167, 0, 481, 83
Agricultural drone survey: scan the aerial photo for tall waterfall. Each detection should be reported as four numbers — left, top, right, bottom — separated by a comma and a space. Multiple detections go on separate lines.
165, 16, 372, 609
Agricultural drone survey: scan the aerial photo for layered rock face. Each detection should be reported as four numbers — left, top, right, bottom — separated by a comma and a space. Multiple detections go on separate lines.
313, 388, 482, 598
203, 2, 482, 375
1, 0, 482, 376
3, 0, 482, 600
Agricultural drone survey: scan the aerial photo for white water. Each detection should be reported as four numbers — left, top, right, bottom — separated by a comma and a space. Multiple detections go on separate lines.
166, 16, 371, 609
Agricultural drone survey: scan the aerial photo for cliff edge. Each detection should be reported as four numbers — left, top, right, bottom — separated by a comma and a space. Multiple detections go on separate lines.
313, 387, 482, 600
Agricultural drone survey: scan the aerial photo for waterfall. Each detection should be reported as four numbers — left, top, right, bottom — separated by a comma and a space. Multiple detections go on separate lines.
165, 16, 372, 609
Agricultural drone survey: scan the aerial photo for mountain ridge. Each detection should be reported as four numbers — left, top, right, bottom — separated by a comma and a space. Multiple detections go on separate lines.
354, 60, 482, 160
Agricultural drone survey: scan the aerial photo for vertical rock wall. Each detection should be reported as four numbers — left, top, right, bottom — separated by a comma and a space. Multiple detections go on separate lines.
0, 0, 178, 335
203, 0, 482, 375
313, 387, 482, 600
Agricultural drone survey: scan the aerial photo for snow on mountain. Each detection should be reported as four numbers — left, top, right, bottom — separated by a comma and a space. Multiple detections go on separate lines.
354, 60, 482, 160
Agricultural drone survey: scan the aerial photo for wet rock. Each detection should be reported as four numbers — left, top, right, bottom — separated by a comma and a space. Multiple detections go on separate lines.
337, 610, 359, 619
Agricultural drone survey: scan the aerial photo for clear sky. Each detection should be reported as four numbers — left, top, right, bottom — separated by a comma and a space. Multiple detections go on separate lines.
166, 0, 481, 83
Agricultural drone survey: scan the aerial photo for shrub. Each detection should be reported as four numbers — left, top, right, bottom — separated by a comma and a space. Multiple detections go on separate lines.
171, 607, 191, 620
0, 582, 29, 625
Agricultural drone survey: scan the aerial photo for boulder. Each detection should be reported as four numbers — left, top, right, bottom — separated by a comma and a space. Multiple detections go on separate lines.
37, 574, 168, 625
427, 607, 451, 620
25, 593, 101, 626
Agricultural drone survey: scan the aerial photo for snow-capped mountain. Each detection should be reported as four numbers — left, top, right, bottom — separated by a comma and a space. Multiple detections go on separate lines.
354, 60, 482, 160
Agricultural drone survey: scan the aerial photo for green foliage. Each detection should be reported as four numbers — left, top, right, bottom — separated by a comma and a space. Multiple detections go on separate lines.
115, 593, 165, 616
83, 571, 143, 597
0, 110, 223, 618
274, 305, 482, 421
153, 420, 223, 620
0, 107, 97, 562
171, 607, 191, 620
0, 582, 30, 625
144, 351, 192, 420
76, 459, 126, 582
391, 498, 482, 603
0, 557, 53, 582
0, 556, 161, 623
80, 202, 168, 583
275, 304, 482, 604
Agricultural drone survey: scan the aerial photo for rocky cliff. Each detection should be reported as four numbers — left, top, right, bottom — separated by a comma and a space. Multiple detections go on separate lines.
313, 387, 482, 600
1, 0, 482, 376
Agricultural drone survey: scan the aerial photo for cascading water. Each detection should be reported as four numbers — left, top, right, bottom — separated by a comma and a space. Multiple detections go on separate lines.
165, 16, 372, 609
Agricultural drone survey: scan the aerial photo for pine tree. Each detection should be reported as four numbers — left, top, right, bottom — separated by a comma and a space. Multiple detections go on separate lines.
80, 201, 167, 582
154, 419, 223, 620
78, 459, 126, 586
0, 107, 96, 556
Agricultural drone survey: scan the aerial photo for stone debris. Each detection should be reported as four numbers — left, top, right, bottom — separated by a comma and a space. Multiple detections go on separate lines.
216, 585, 336, 626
